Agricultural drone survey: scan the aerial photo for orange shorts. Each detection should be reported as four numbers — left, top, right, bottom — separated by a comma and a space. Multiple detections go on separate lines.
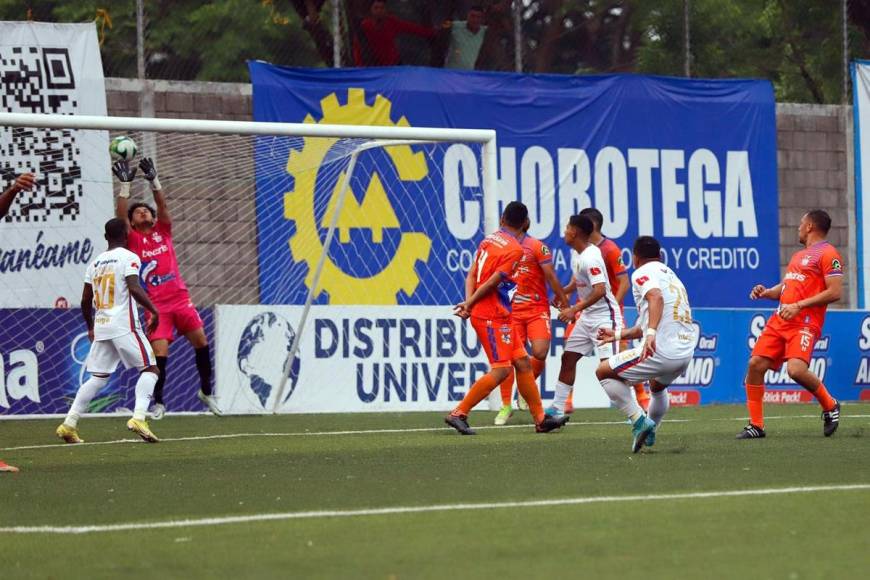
751, 316, 817, 369
512, 311, 552, 344
471, 317, 528, 368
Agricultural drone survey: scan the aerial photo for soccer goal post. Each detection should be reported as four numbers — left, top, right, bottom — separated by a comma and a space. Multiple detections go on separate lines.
0, 111, 498, 416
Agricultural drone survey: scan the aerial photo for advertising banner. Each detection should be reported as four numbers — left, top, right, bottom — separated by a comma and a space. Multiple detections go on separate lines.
0, 308, 213, 416
0, 22, 112, 307
250, 63, 778, 309
852, 60, 870, 308
214, 305, 867, 415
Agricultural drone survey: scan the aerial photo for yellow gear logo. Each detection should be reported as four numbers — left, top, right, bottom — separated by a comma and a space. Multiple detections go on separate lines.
283, 89, 433, 304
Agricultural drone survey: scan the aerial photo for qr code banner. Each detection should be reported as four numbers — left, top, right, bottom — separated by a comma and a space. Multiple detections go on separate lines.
0, 22, 112, 307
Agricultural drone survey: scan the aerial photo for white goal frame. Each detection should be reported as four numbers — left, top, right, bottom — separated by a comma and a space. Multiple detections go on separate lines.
0, 112, 499, 414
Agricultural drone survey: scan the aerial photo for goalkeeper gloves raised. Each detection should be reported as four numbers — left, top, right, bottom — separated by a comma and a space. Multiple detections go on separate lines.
112, 160, 137, 198
139, 157, 162, 191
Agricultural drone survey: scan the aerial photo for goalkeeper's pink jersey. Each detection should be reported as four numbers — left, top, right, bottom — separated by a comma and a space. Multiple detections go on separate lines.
126, 220, 191, 309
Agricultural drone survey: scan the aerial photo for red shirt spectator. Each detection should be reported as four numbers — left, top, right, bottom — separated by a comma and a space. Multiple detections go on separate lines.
354, 1, 436, 66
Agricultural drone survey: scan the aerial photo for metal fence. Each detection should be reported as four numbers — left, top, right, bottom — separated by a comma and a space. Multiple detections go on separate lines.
5, 1, 866, 104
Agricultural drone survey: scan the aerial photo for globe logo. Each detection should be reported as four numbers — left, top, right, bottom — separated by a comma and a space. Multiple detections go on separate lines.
237, 312, 301, 410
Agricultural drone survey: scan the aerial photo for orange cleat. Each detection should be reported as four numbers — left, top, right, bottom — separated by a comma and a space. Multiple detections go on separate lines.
0, 460, 19, 473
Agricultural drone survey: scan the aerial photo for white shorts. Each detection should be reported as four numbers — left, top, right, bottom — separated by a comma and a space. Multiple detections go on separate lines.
86, 331, 156, 374
607, 347, 692, 386
565, 317, 623, 359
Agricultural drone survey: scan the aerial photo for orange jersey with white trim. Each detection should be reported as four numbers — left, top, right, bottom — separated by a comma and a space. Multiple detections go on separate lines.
511, 235, 552, 317
777, 241, 843, 330
469, 229, 524, 320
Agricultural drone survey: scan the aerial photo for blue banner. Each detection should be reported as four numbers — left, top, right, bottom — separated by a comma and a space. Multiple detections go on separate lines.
0, 308, 214, 415
250, 63, 779, 308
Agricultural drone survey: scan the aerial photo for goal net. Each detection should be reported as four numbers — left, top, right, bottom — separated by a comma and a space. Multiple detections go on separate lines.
0, 113, 498, 416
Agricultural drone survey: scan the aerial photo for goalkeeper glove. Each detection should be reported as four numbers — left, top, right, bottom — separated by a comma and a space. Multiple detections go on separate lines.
139, 157, 162, 192
112, 160, 137, 198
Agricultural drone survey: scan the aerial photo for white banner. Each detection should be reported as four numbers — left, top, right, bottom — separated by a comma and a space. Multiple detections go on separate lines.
855, 61, 870, 308
215, 305, 609, 414
0, 22, 112, 307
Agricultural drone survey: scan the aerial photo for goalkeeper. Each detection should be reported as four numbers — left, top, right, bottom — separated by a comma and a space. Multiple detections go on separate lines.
112, 158, 221, 418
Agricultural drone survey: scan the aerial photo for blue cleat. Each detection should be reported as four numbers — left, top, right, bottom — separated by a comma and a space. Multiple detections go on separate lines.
544, 405, 564, 418
645, 425, 657, 447
631, 415, 656, 453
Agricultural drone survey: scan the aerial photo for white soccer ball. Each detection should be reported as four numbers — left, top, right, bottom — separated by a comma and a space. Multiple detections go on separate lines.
109, 136, 138, 161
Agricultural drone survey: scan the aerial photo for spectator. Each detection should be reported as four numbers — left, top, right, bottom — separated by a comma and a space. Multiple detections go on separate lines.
475, 0, 515, 71
354, 0, 437, 66
444, 5, 488, 70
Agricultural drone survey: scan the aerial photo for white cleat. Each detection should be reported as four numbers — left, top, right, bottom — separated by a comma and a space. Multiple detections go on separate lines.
150, 403, 166, 421
198, 390, 223, 416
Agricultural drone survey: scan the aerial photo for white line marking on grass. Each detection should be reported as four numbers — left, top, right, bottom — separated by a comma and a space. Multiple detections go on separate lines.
2, 484, 868, 535
2, 414, 868, 453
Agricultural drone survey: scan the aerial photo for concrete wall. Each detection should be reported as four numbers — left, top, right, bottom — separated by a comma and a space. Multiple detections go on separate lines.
105, 78, 856, 308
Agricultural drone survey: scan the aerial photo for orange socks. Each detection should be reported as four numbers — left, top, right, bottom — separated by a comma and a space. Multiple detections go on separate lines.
453, 373, 499, 417
530, 357, 545, 378
634, 383, 650, 411
515, 369, 545, 424
812, 383, 837, 412
498, 369, 515, 406
745, 383, 765, 428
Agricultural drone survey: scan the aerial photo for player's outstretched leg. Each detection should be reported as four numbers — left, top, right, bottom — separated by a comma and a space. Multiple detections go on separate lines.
595, 359, 654, 453
57, 374, 110, 444
126, 368, 160, 443
785, 359, 840, 437
446, 369, 506, 435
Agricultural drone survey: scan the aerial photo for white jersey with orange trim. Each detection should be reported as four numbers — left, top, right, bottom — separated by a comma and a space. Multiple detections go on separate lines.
84, 247, 144, 340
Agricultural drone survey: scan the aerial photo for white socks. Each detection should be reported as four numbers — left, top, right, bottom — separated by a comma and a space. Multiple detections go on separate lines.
552, 380, 573, 412
133, 371, 159, 421
649, 389, 669, 426
600, 378, 643, 422
64, 375, 109, 428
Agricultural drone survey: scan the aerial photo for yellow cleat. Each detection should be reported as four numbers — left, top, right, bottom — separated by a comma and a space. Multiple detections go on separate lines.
56, 423, 84, 444
126, 418, 159, 443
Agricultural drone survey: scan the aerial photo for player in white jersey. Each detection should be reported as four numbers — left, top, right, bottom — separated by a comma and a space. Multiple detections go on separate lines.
56, 219, 162, 444
547, 214, 623, 416
596, 236, 697, 452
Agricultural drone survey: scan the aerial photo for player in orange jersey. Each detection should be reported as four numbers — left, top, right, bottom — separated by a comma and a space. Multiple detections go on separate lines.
738, 209, 842, 439
494, 221, 569, 425
445, 201, 570, 435
562, 208, 648, 412
0, 172, 35, 473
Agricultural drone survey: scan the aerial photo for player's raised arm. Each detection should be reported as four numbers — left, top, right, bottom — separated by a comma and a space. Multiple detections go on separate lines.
126, 274, 160, 335
139, 158, 170, 226
80, 282, 95, 342
0, 173, 36, 219
112, 160, 137, 224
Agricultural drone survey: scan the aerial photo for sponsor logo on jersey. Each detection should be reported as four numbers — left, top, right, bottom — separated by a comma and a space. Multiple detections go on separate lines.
636, 275, 649, 286
589, 266, 602, 276
784, 271, 806, 282
831, 258, 841, 271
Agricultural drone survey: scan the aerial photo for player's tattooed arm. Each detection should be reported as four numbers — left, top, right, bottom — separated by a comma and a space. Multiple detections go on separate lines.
558, 282, 605, 322
126, 275, 160, 335
0, 173, 36, 219
80, 283, 95, 342
139, 158, 171, 226
541, 263, 569, 309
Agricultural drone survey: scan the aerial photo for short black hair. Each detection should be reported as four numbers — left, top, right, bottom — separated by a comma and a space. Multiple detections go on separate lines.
805, 209, 831, 234
633, 236, 661, 260
105, 217, 128, 242
502, 201, 528, 229
568, 213, 594, 236
579, 207, 603, 231
128, 202, 156, 222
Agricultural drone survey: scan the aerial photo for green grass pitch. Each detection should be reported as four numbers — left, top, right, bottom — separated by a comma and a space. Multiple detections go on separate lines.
1, 404, 869, 579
